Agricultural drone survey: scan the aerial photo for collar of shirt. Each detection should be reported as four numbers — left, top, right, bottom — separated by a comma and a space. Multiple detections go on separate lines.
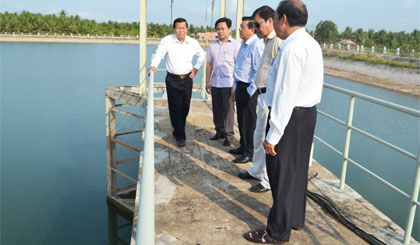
171, 34, 192, 44
217, 35, 233, 44
264, 30, 277, 44
244, 34, 258, 46
279, 27, 305, 49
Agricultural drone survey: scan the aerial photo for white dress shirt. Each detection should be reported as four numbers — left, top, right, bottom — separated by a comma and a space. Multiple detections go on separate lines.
265, 27, 324, 145
151, 34, 206, 75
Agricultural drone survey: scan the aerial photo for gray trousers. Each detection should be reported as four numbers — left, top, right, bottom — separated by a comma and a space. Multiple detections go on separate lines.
211, 86, 235, 140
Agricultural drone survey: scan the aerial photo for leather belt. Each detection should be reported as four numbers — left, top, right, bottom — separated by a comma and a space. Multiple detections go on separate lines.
257, 87, 266, 94
167, 72, 191, 79
268, 106, 313, 110
236, 81, 249, 86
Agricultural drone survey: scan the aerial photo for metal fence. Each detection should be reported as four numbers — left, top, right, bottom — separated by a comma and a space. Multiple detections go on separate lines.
321, 43, 419, 57
129, 68, 419, 243
314, 83, 420, 244
106, 87, 145, 216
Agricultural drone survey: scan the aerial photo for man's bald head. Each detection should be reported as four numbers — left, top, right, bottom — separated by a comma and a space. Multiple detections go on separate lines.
276, 0, 308, 27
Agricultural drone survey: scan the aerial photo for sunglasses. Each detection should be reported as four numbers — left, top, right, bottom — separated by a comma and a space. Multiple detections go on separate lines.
254, 21, 265, 29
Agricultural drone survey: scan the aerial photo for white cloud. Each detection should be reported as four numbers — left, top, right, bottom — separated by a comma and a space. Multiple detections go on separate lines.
227, 0, 237, 16
312, 5, 321, 12
76, 11, 92, 19
402, 0, 414, 8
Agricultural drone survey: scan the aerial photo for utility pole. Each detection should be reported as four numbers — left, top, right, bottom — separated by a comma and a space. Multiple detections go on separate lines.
170, 0, 174, 25
211, 0, 215, 28
205, 0, 208, 32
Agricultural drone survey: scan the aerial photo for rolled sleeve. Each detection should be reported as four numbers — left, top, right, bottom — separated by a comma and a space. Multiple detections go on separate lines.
150, 40, 167, 68
194, 42, 206, 70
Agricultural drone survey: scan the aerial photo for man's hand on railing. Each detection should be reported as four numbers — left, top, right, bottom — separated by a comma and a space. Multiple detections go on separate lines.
147, 66, 157, 76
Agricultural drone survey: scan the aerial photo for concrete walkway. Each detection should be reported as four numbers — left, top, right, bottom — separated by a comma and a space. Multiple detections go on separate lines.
146, 99, 415, 245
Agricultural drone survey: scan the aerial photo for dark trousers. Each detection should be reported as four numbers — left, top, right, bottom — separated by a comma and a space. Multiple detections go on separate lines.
165, 74, 193, 141
235, 82, 258, 157
211, 86, 234, 140
265, 106, 317, 241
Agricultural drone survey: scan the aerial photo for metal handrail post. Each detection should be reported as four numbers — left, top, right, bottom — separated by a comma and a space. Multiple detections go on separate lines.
106, 96, 117, 197
201, 62, 207, 100
403, 146, 420, 244
136, 72, 155, 244
340, 96, 355, 190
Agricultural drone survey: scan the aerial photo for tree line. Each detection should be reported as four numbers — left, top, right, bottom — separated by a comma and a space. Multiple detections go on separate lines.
314, 20, 419, 52
1, 11, 419, 52
0, 10, 212, 38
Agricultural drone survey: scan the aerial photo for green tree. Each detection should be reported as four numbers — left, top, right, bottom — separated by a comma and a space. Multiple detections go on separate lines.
314, 20, 338, 43
341, 26, 353, 39
354, 28, 367, 45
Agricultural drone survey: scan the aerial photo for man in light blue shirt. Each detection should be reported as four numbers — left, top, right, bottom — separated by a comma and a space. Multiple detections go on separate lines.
206, 17, 241, 146
229, 16, 264, 163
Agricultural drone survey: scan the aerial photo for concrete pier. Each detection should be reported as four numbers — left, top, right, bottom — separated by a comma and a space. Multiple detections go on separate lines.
130, 98, 418, 245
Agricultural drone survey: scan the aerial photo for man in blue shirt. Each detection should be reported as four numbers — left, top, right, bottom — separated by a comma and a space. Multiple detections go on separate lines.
229, 16, 264, 163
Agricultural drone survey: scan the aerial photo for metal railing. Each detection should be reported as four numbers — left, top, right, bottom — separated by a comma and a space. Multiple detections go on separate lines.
314, 83, 420, 244
152, 67, 208, 100
132, 73, 420, 243
135, 73, 155, 244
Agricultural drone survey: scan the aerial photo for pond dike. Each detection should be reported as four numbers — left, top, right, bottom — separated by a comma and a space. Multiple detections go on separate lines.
130, 98, 418, 245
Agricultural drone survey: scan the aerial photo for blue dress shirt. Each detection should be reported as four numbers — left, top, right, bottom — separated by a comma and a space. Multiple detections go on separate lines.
233, 34, 264, 95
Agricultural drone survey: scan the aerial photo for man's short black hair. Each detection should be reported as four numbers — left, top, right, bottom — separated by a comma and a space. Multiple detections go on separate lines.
242, 16, 255, 29
276, 0, 308, 27
215, 17, 232, 29
173, 18, 188, 28
252, 6, 275, 21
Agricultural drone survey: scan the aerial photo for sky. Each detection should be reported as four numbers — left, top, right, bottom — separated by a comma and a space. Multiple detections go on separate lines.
1, 0, 419, 32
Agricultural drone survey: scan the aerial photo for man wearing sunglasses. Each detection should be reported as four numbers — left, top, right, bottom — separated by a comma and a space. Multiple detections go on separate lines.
237, 6, 282, 193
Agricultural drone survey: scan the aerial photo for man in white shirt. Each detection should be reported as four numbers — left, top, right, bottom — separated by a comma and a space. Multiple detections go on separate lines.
244, 0, 323, 243
237, 6, 282, 193
148, 18, 206, 147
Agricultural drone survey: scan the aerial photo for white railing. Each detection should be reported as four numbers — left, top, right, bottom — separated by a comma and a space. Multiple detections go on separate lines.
135, 72, 155, 244
314, 83, 420, 244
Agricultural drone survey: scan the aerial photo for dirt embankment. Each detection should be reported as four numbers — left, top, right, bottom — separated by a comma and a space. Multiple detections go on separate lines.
323, 57, 420, 97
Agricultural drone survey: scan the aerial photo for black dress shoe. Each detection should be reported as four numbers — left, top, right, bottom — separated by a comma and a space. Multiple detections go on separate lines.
292, 226, 304, 231
238, 171, 260, 180
233, 155, 251, 163
223, 138, 232, 146
229, 147, 243, 155
210, 133, 225, 140
177, 139, 186, 147
249, 183, 270, 193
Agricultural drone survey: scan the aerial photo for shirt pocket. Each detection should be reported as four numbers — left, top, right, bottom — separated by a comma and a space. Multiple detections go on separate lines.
221, 48, 235, 66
